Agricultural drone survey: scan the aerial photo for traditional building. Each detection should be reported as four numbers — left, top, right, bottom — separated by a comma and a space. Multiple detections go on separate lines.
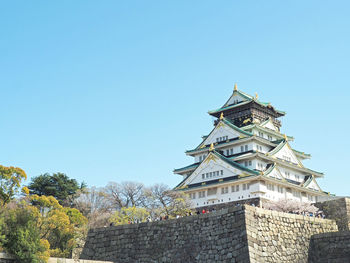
174, 84, 329, 208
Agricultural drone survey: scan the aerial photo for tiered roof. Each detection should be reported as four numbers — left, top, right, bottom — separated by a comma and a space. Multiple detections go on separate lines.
208, 84, 285, 118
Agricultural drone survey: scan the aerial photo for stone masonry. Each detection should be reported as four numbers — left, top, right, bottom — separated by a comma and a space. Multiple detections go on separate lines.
244, 206, 338, 263
80, 205, 340, 263
81, 206, 250, 263
315, 197, 350, 231
308, 231, 350, 263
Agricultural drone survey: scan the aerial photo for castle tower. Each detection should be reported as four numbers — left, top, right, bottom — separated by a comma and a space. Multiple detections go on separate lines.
174, 85, 329, 208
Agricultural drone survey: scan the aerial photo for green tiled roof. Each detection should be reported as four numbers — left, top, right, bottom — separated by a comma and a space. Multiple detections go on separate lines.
208, 89, 286, 116
174, 163, 199, 173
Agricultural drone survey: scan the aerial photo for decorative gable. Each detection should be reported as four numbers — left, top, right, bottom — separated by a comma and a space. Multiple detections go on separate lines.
264, 165, 284, 180
305, 177, 322, 192
224, 93, 248, 107
261, 119, 279, 132
269, 142, 303, 167
198, 121, 248, 148
179, 152, 256, 187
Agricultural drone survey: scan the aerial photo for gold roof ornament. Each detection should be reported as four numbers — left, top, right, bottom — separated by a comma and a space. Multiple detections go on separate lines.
209, 143, 215, 152
234, 83, 238, 91
220, 112, 224, 120
255, 92, 259, 100
284, 134, 288, 141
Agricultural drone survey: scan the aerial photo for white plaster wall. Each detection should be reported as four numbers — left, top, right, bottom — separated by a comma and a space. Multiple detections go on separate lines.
252, 128, 277, 141
278, 166, 305, 182
254, 143, 271, 153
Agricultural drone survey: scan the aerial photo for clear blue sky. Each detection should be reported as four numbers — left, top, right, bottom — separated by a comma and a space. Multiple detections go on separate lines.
1, 1, 349, 196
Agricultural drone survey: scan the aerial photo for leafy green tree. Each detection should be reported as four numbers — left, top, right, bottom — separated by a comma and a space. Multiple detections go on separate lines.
28, 173, 85, 205
0, 165, 27, 207
2, 204, 50, 263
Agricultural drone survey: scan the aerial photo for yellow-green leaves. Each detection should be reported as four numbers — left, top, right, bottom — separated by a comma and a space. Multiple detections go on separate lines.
0, 165, 27, 207
109, 206, 150, 225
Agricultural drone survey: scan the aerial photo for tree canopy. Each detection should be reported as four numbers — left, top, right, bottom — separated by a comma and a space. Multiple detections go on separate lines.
28, 173, 85, 205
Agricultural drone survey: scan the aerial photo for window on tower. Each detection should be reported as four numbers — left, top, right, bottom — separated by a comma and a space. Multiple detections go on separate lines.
285, 171, 290, 178
221, 187, 228, 194
277, 186, 284, 193
198, 191, 206, 198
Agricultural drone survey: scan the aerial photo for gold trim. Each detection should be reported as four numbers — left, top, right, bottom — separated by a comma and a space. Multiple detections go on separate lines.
209, 143, 215, 151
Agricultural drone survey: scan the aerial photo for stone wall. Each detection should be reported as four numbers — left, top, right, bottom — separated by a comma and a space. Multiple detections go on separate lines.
80, 205, 339, 263
81, 206, 250, 263
315, 197, 350, 231
308, 231, 350, 263
0, 252, 113, 263
244, 206, 338, 263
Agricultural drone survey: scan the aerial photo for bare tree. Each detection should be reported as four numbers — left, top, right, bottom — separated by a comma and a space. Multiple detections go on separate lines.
144, 184, 191, 219
104, 181, 146, 209
73, 187, 114, 228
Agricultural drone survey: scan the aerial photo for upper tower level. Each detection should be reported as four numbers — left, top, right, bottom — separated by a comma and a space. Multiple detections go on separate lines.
208, 84, 285, 130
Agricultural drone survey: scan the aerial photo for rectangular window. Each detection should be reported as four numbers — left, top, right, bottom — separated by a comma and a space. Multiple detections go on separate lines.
221, 187, 228, 194
207, 188, 217, 196
293, 190, 301, 198
243, 184, 246, 190
285, 171, 290, 178
202, 174, 205, 179
267, 184, 275, 191
216, 171, 219, 176
244, 161, 248, 167
241, 146, 244, 152
231, 185, 236, 192
236, 185, 239, 191
221, 170, 223, 175
206, 173, 209, 179
230, 149, 233, 155
245, 145, 248, 151
248, 160, 252, 166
